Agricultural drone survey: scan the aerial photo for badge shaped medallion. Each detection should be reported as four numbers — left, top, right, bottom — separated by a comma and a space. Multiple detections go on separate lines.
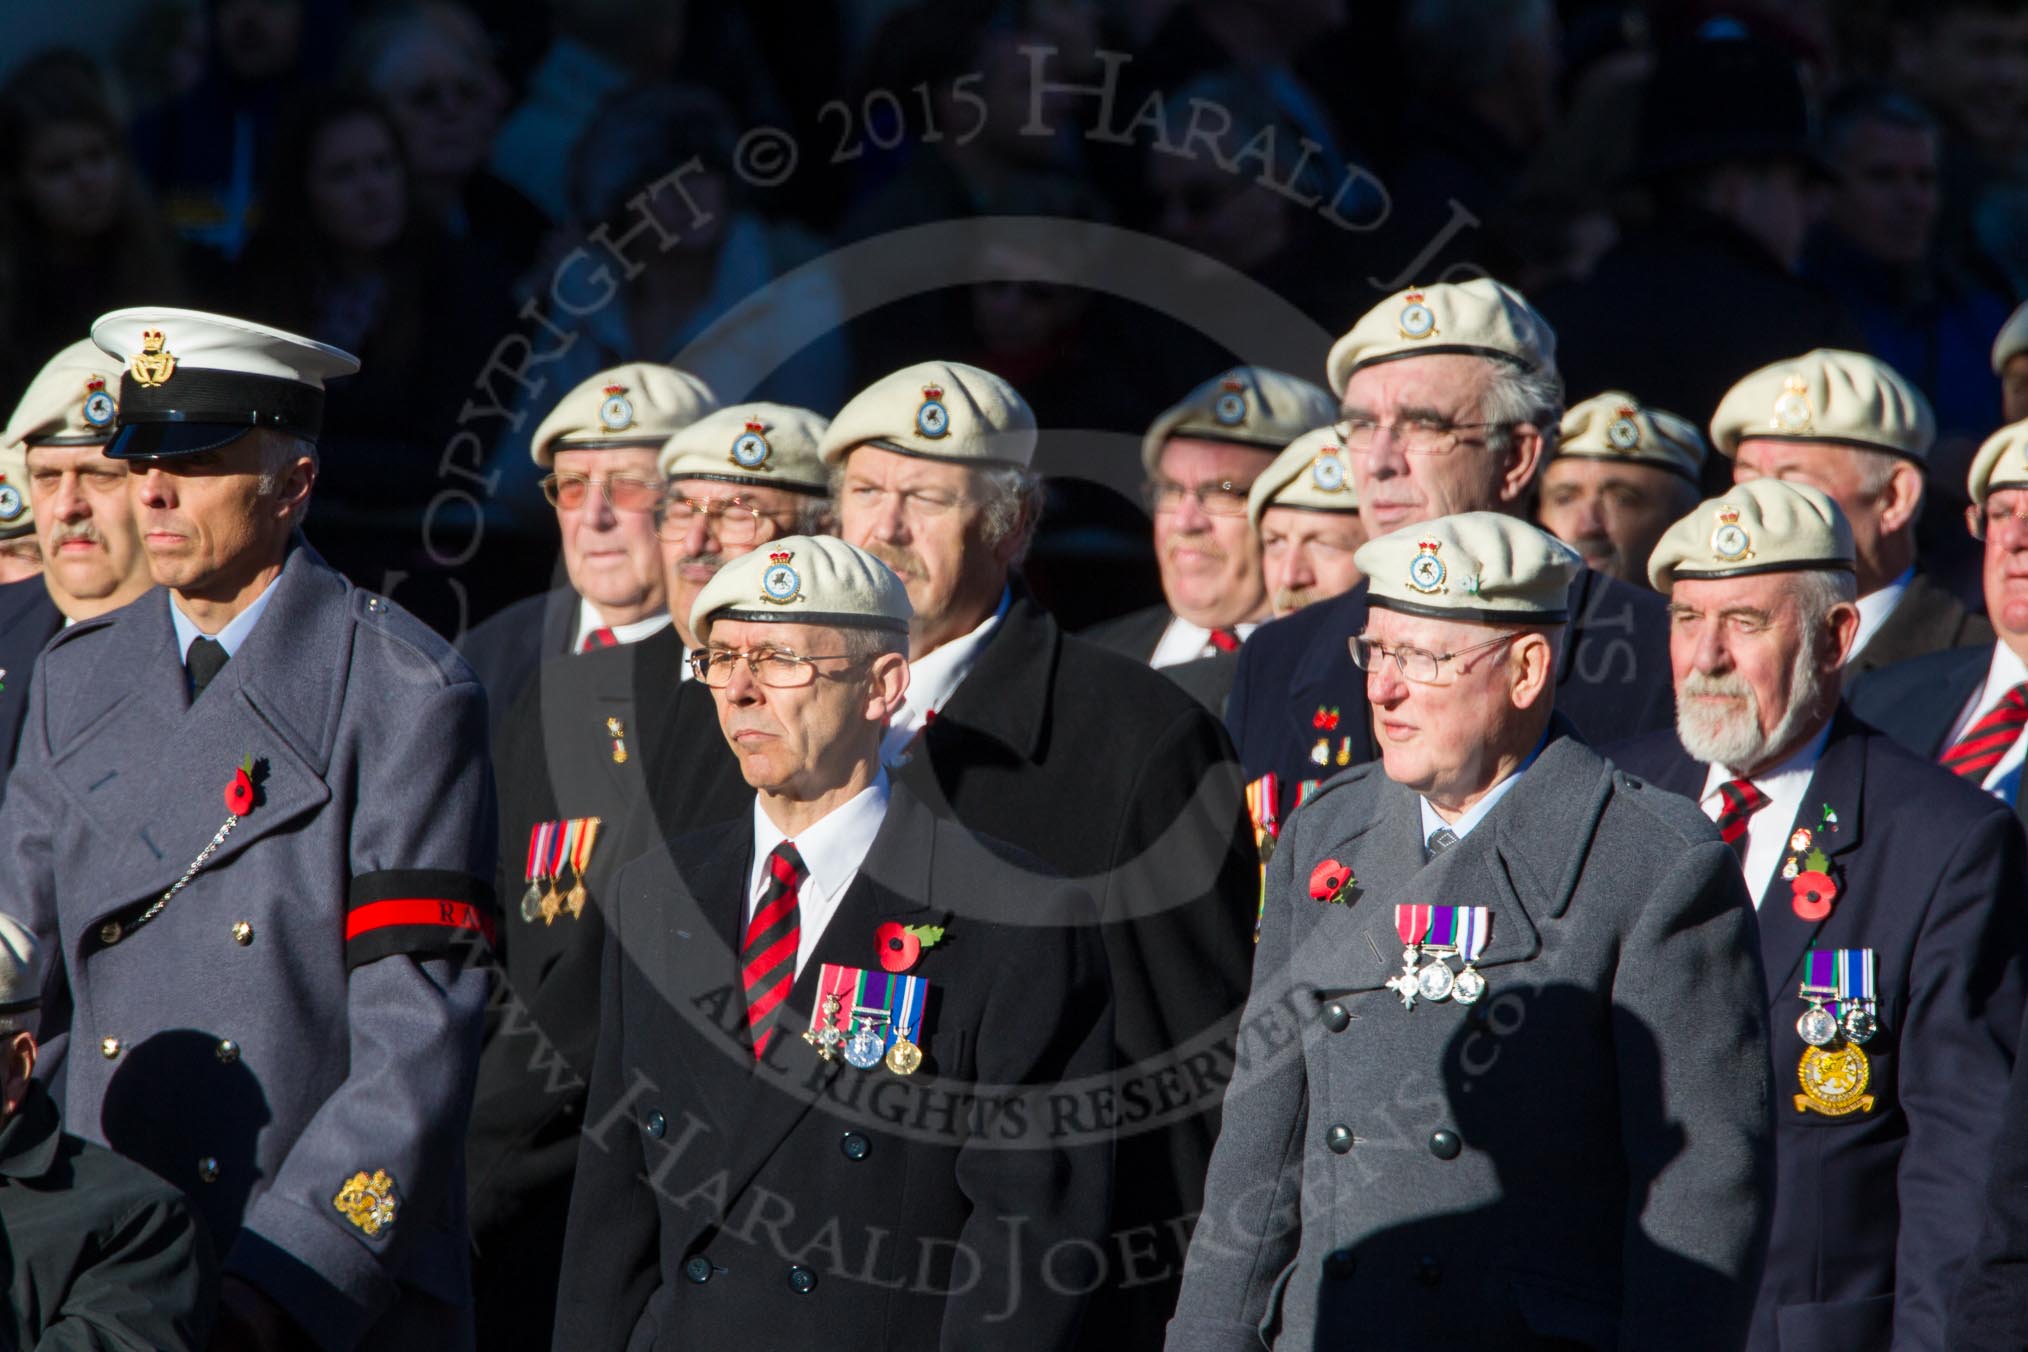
333, 1169, 399, 1236
1796, 1043, 1874, 1116
1771, 375, 1813, 434
759, 550, 803, 605
1310, 450, 1348, 492
729, 416, 772, 470
1606, 405, 1641, 450
1212, 375, 1248, 427
0, 482, 21, 523
81, 376, 115, 428
1408, 538, 1447, 594
597, 383, 636, 432
1397, 289, 1438, 340
129, 329, 175, 387
1710, 504, 1753, 563
916, 384, 951, 439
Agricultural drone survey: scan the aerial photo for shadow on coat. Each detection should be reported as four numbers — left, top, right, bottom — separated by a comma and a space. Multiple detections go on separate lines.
102, 1027, 271, 1249
1298, 985, 1756, 1352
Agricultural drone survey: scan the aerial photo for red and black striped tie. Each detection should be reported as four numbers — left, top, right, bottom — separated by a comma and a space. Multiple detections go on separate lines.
1208, 627, 1243, 654
1941, 683, 2028, 782
1715, 778, 1768, 860
580, 627, 617, 653
742, 842, 805, 1059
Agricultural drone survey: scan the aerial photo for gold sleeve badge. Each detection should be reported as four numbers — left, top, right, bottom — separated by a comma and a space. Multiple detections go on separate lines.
333, 1169, 399, 1236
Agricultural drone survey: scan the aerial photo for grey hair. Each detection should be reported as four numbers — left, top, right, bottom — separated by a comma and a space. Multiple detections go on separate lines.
973, 464, 1044, 566
1849, 444, 1914, 503
1480, 360, 1566, 462
1791, 568, 1860, 660
839, 625, 908, 663
793, 496, 834, 536
255, 431, 319, 497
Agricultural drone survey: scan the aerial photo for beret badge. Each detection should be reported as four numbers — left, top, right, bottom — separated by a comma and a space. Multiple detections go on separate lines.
730, 416, 773, 470
1771, 375, 1813, 434
1212, 374, 1249, 427
1310, 446, 1349, 492
916, 384, 951, 439
1408, 538, 1447, 594
759, 550, 804, 605
1397, 289, 1438, 341
597, 383, 636, 432
1710, 504, 1754, 563
1606, 405, 1641, 450
82, 375, 116, 428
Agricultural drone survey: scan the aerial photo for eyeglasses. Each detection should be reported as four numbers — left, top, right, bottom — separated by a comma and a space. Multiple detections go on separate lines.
1335, 416, 1505, 456
1968, 499, 2028, 541
540, 472, 663, 512
689, 646, 861, 688
1143, 478, 1251, 517
655, 496, 787, 545
1351, 632, 1518, 685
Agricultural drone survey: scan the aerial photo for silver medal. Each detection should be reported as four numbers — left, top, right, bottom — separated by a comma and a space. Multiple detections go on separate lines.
1797, 1002, 1839, 1048
1452, 966, 1486, 1005
844, 1017, 886, 1070
1416, 959, 1455, 1003
1840, 1005, 1877, 1044
520, 884, 544, 923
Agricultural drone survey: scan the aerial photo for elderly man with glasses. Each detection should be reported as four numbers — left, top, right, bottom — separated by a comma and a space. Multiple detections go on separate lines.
1226, 280, 1675, 827
467, 401, 832, 1351
1171, 511, 1773, 1352
456, 363, 717, 731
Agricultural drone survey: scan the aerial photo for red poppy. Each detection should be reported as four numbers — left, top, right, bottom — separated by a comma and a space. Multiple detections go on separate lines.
1308, 858, 1353, 904
877, 921, 920, 973
225, 767, 255, 816
1792, 870, 1837, 922
1312, 707, 1340, 731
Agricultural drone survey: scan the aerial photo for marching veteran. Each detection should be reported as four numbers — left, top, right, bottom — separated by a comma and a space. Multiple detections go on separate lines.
0, 308, 499, 1351
465, 403, 831, 1351
1536, 390, 1705, 589
552, 535, 1113, 1350
1169, 512, 1773, 1352
1612, 479, 2028, 1352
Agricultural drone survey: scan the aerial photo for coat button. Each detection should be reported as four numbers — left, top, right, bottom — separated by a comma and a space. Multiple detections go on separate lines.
196, 1157, 219, 1184
1325, 1124, 1355, 1155
231, 921, 253, 945
1321, 1002, 1350, 1033
215, 1039, 240, 1064
1415, 1256, 1441, 1286
1429, 1129, 1461, 1160
683, 1255, 712, 1284
1323, 1248, 1356, 1280
786, 1265, 818, 1294
100, 1037, 120, 1059
840, 1132, 870, 1161
99, 921, 122, 946
645, 1109, 666, 1139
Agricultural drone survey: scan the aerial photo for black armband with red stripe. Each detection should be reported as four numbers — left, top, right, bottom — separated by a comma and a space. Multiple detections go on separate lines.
346, 869, 498, 970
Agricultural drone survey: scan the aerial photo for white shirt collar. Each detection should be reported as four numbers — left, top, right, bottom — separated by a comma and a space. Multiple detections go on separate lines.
747, 770, 891, 976
574, 596, 671, 653
1947, 641, 2028, 801
1149, 614, 1261, 669
169, 575, 280, 661
881, 588, 1010, 766
1417, 730, 1549, 848
1848, 566, 1914, 665
1697, 719, 1836, 906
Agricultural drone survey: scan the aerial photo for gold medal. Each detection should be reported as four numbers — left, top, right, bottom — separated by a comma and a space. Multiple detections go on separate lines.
539, 886, 561, 926
1795, 1043, 1874, 1116
885, 1034, 922, 1075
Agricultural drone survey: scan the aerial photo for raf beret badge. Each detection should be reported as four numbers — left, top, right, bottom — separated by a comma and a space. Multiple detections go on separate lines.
1710, 504, 1754, 563
598, 383, 636, 432
1397, 289, 1438, 341
1606, 404, 1641, 450
916, 383, 950, 439
730, 416, 773, 471
1771, 375, 1813, 434
1310, 446, 1349, 492
760, 550, 803, 606
82, 375, 116, 428
1408, 538, 1447, 593
1213, 374, 1249, 427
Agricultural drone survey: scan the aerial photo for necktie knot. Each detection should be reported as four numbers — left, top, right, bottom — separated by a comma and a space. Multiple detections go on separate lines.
580, 627, 618, 653
1207, 627, 1242, 654
1715, 777, 1768, 858
186, 636, 230, 698
1425, 826, 1459, 859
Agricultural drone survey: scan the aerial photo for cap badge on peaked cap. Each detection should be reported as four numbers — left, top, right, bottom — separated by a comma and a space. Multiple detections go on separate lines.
597, 383, 636, 432
759, 550, 804, 606
1710, 504, 1755, 562
129, 328, 176, 387
1408, 537, 1447, 594
1213, 374, 1249, 427
916, 384, 951, 440
730, 416, 773, 470
1771, 375, 1813, 434
1397, 289, 1438, 341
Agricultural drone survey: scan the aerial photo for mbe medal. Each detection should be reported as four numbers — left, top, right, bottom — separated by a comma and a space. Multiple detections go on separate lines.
1387, 905, 1433, 1009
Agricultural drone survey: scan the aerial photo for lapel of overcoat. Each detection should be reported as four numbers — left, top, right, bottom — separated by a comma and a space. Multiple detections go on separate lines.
1750, 712, 1868, 1007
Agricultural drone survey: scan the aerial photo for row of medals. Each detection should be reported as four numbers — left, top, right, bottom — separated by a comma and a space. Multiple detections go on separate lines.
804, 993, 922, 1075
521, 872, 587, 924
1796, 985, 1877, 1115
1390, 943, 1486, 1007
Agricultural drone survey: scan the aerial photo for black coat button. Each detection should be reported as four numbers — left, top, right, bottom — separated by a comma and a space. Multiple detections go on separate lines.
1428, 1129, 1461, 1160
645, 1109, 667, 1139
683, 1255, 712, 1284
1325, 1124, 1354, 1155
1321, 1002, 1350, 1033
1415, 1256, 1441, 1286
1323, 1248, 1356, 1280
840, 1132, 870, 1161
787, 1265, 818, 1294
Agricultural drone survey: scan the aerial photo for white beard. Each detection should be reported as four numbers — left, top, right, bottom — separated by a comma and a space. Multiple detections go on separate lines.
1676, 640, 1828, 773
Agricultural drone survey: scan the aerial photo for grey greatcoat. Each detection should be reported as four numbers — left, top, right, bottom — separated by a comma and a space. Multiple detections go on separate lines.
0, 544, 497, 1351
1167, 731, 1775, 1351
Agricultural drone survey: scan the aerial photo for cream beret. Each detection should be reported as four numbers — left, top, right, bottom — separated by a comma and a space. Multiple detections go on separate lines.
690, 534, 912, 639
1139, 366, 1337, 476
1968, 418, 2028, 507
1357, 511, 1580, 624
1325, 279, 1557, 396
1247, 426, 1360, 528
659, 403, 831, 494
530, 363, 718, 466
819, 360, 1036, 468
2, 339, 121, 451
1710, 349, 1934, 462
1993, 300, 2028, 374
1555, 391, 1707, 481
0, 912, 41, 1016
1647, 479, 1854, 590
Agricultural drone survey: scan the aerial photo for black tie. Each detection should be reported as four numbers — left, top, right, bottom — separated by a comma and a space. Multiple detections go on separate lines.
1426, 826, 1459, 861
187, 637, 230, 698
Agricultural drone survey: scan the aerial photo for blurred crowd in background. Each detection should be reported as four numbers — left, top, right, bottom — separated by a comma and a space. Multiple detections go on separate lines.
4, 0, 2025, 633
